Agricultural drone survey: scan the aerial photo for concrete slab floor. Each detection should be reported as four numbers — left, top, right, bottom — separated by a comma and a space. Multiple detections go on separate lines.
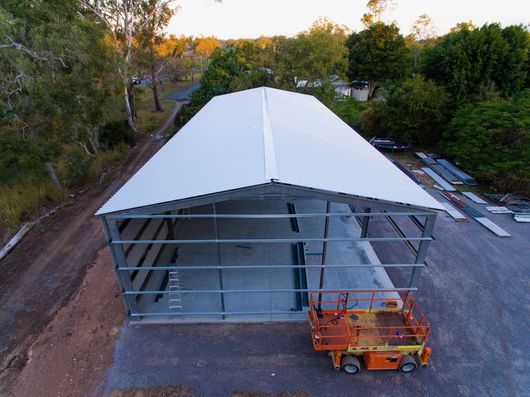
136, 199, 397, 323
104, 189, 530, 396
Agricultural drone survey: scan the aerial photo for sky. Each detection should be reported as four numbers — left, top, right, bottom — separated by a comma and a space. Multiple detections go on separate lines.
166, 0, 529, 39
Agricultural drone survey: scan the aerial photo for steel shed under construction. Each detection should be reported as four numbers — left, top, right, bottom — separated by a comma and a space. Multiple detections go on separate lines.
97, 87, 442, 324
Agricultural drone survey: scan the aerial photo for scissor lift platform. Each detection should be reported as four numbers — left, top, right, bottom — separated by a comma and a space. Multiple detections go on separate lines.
308, 290, 432, 374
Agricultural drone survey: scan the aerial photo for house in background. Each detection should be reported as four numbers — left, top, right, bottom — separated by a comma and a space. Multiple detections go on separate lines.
296, 78, 369, 102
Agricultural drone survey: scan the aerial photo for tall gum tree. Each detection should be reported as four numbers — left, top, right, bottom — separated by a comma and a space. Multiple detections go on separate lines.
82, 0, 177, 131
138, 0, 176, 112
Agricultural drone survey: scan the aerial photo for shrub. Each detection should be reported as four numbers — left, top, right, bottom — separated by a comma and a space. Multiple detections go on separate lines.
379, 75, 449, 146
58, 146, 94, 187
0, 132, 50, 184
98, 120, 136, 150
443, 90, 530, 193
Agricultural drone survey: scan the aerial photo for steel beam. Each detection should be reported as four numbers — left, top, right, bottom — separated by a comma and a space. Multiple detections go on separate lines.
361, 207, 371, 238
317, 201, 331, 309
409, 214, 437, 288
112, 236, 432, 245
124, 287, 417, 295
213, 203, 226, 318
99, 183, 441, 217
116, 263, 425, 271
106, 211, 433, 220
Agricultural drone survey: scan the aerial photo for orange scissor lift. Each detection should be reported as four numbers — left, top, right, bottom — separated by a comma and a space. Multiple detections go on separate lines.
308, 290, 432, 374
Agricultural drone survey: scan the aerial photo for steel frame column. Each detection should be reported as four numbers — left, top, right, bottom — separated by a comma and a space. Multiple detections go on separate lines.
213, 203, 226, 318
317, 201, 331, 309
102, 217, 139, 316
361, 207, 371, 238
409, 214, 436, 288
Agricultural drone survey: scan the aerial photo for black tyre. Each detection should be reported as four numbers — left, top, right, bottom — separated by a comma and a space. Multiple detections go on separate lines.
399, 355, 417, 373
341, 356, 361, 374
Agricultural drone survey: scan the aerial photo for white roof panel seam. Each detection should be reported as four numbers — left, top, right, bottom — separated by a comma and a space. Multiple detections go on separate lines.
261, 87, 279, 181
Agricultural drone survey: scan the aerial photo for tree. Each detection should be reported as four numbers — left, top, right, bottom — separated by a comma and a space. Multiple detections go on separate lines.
361, 0, 394, 27
138, 0, 176, 112
450, 20, 477, 32
159, 34, 190, 58
411, 14, 436, 41
379, 75, 448, 146
443, 90, 530, 193
346, 22, 410, 98
421, 23, 529, 107
82, 0, 177, 130
291, 18, 349, 84
194, 36, 222, 70
408, 14, 437, 69
0, 0, 119, 196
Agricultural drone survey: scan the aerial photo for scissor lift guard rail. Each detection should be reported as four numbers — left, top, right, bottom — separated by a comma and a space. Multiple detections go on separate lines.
308, 290, 432, 374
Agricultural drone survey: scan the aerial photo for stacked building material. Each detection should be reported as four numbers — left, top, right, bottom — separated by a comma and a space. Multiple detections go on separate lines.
421, 155, 462, 185
486, 206, 513, 214
514, 214, 530, 223
441, 202, 467, 222
462, 192, 487, 204
484, 193, 530, 222
437, 159, 477, 185
421, 167, 456, 191
440, 192, 511, 237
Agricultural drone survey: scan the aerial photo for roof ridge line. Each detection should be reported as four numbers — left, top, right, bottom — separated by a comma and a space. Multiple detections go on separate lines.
261, 87, 280, 182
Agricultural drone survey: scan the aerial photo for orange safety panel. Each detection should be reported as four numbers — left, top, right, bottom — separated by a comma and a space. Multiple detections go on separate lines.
363, 351, 402, 370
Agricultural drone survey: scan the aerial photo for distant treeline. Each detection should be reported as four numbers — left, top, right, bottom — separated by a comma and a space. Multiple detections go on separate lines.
176, 20, 530, 195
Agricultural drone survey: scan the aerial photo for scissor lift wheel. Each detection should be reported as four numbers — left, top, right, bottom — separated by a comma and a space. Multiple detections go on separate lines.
341, 356, 361, 374
399, 355, 417, 373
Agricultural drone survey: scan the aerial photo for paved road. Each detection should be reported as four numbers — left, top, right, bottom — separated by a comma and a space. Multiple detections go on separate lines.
102, 188, 530, 397
166, 82, 200, 102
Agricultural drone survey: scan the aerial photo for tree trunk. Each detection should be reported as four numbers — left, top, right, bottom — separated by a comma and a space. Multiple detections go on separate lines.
368, 81, 376, 99
124, 85, 136, 132
45, 162, 63, 192
151, 62, 163, 112
127, 84, 137, 122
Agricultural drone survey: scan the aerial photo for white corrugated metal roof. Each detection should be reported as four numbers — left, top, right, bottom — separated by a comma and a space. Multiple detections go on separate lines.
96, 87, 443, 215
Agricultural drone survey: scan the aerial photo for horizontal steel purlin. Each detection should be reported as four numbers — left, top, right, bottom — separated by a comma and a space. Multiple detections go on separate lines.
130, 310, 315, 317
112, 236, 431, 245
107, 211, 432, 219
116, 263, 425, 271
124, 287, 417, 295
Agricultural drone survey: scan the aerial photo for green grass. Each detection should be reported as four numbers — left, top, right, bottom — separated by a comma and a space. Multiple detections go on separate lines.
0, 180, 64, 228
135, 80, 197, 135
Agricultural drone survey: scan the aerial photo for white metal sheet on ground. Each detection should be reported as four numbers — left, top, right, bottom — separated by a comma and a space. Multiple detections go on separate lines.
486, 206, 514, 214
421, 167, 456, 192
97, 87, 443, 215
462, 192, 488, 204
475, 217, 511, 237
514, 214, 530, 223
441, 202, 467, 221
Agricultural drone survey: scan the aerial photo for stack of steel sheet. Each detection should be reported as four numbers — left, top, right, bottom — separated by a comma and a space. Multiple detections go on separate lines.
421, 167, 456, 191
484, 193, 530, 222
437, 159, 477, 185
417, 152, 461, 187
462, 192, 487, 204
441, 192, 511, 237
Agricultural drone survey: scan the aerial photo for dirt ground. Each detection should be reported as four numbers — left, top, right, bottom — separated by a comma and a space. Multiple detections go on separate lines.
0, 103, 182, 397
11, 249, 124, 397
